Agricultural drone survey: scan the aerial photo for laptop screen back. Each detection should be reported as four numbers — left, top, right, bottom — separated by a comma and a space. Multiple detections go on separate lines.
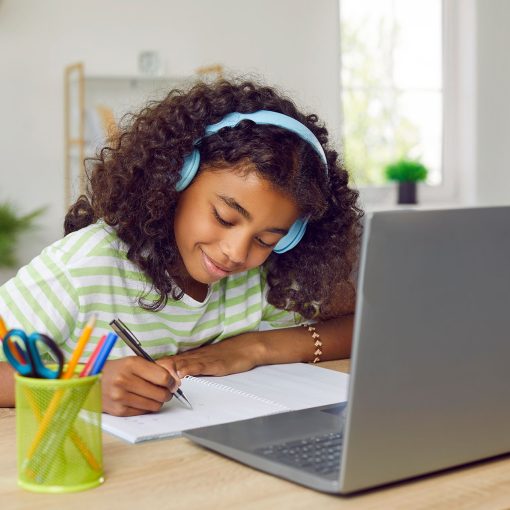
340, 207, 510, 492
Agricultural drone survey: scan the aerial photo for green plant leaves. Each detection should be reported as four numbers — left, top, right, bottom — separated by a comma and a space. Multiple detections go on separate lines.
385, 159, 428, 182
0, 203, 45, 268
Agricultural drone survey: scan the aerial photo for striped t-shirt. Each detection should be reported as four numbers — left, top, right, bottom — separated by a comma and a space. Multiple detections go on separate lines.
0, 221, 303, 363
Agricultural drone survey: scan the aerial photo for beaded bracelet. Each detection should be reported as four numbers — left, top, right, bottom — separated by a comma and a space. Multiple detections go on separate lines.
302, 324, 323, 364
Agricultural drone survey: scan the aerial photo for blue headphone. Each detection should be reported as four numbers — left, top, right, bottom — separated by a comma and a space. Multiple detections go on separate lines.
176, 110, 328, 253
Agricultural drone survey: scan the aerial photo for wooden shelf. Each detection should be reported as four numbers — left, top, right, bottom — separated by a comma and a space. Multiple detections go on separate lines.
63, 62, 192, 207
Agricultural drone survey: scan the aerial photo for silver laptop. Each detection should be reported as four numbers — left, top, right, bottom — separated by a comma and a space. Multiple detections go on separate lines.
184, 206, 510, 494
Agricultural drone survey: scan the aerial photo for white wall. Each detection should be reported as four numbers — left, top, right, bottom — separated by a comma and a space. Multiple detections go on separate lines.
1, 0, 509, 284
0, 0, 341, 281
476, 0, 510, 205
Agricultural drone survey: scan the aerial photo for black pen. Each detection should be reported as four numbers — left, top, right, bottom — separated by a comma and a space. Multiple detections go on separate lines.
110, 319, 193, 410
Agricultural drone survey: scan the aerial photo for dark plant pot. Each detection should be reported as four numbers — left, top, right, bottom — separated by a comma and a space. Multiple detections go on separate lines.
397, 181, 417, 204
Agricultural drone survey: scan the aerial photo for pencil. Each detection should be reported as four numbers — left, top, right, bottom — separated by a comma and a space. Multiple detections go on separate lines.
22, 386, 101, 473
79, 334, 107, 377
63, 315, 97, 379
0, 315, 7, 338
25, 315, 98, 467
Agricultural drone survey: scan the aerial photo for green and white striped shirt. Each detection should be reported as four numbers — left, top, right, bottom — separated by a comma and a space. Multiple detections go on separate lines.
0, 222, 302, 363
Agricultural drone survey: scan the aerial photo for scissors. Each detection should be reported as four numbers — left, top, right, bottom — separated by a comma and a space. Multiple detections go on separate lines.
2, 328, 64, 379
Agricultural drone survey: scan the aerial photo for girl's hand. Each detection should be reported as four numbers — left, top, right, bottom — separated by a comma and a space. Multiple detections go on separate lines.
101, 357, 181, 416
157, 335, 266, 378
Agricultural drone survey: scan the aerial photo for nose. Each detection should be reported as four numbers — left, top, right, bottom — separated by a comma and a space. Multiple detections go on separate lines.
220, 231, 251, 266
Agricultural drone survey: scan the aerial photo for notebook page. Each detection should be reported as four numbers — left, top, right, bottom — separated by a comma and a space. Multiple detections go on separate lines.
101, 363, 349, 443
101, 377, 287, 443
206, 363, 349, 409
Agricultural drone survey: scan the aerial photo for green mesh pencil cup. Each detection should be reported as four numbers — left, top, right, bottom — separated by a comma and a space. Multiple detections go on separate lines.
15, 370, 104, 493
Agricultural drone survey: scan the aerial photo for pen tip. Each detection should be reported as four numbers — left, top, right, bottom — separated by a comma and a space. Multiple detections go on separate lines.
176, 391, 193, 410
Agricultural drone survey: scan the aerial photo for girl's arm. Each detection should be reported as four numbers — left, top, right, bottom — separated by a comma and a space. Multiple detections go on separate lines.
0, 357, 181, 415
0, 362, 16, 407
157, 314, 353, 377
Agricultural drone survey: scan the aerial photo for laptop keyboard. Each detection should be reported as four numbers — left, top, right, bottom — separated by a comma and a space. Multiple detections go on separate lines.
253, 431, 343, 476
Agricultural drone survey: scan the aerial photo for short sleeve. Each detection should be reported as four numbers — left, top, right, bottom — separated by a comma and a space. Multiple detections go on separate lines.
0, 244, 79, 361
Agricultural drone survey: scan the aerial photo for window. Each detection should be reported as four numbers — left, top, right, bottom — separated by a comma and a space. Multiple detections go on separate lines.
340, 0, 443, 188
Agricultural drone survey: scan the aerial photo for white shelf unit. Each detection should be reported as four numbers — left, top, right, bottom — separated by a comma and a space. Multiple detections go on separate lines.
64, 63, 191, 207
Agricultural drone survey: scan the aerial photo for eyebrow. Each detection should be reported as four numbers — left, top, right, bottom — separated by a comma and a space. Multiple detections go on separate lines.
217, 194, 289, 235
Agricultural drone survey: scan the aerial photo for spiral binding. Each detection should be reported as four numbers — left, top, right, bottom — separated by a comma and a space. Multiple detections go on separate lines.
186, 376, 290, 412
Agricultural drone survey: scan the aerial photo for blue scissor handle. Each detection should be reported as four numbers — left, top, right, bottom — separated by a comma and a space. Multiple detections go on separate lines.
3, 329, 30, 375
28, 333, 64, 379
3, 329, 64, 379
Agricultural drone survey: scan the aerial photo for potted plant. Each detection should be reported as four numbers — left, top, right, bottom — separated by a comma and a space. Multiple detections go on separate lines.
384, 159, 428, 205
0, 202, 45, 269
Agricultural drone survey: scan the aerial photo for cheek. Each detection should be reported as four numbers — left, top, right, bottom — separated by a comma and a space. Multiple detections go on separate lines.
187, 216, 221, 244
245, 249, 273, 269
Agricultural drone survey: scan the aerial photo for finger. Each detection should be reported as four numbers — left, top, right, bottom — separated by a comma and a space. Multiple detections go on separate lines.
116, 389, 170, 413
173, 358, 203, 378
105, 401, 160, 417
127, 356, 176, 388
166, 366, 181, 393
155, 358, 181, 391
128, 373, 173, 404
107, 368, 172, 406
103, 380, 165, 415
174, 358, 227, 377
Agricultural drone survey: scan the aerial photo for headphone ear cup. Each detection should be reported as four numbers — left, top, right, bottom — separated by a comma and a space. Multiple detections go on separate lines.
176, 150, 201, 191
273, 218, 308, 254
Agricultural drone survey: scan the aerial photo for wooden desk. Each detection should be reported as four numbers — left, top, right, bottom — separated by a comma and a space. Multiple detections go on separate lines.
2, 360, 510, 509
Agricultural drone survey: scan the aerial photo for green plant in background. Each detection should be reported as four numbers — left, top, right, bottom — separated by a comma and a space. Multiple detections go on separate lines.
0, 203, 45, 268
385, 159, 428, 182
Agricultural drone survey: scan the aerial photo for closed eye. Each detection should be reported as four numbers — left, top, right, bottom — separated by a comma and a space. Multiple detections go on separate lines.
213, 206, 279, 248
255, 237, 276, 248
213, 207, 233, 227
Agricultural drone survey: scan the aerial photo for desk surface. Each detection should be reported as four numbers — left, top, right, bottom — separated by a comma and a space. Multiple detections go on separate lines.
2, 360, 510, 509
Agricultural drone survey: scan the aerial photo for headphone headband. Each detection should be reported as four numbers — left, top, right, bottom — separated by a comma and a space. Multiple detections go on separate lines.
204, 111, 328, 167
176, 110, 328, 253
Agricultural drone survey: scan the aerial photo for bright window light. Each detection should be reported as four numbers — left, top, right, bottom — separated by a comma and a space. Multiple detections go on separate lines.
340, 0, 443, 186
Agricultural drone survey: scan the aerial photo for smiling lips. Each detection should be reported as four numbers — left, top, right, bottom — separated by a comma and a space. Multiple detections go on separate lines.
201, 250, 236, 278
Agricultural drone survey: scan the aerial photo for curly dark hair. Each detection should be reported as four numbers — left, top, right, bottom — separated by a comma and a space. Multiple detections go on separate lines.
64, 78, 364, 319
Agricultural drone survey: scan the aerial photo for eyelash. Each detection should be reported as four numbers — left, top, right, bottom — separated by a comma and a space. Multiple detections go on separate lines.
212, 208, 275, 249
213, 208, 233, 227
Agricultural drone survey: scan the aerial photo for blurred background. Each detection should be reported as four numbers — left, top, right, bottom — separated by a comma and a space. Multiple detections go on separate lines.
0, 0, 508, 283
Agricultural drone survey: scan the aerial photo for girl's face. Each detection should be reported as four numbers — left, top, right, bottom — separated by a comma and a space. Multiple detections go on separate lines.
174, 164, 300, 286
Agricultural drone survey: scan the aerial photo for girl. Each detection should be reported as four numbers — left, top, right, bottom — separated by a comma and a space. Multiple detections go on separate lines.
0, 78, 363, 416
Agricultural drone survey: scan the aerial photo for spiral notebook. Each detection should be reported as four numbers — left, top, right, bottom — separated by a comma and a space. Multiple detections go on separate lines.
101, 363, 350, 443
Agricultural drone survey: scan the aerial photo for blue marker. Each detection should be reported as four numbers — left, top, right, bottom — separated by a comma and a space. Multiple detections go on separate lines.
89, 332, 118, 375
